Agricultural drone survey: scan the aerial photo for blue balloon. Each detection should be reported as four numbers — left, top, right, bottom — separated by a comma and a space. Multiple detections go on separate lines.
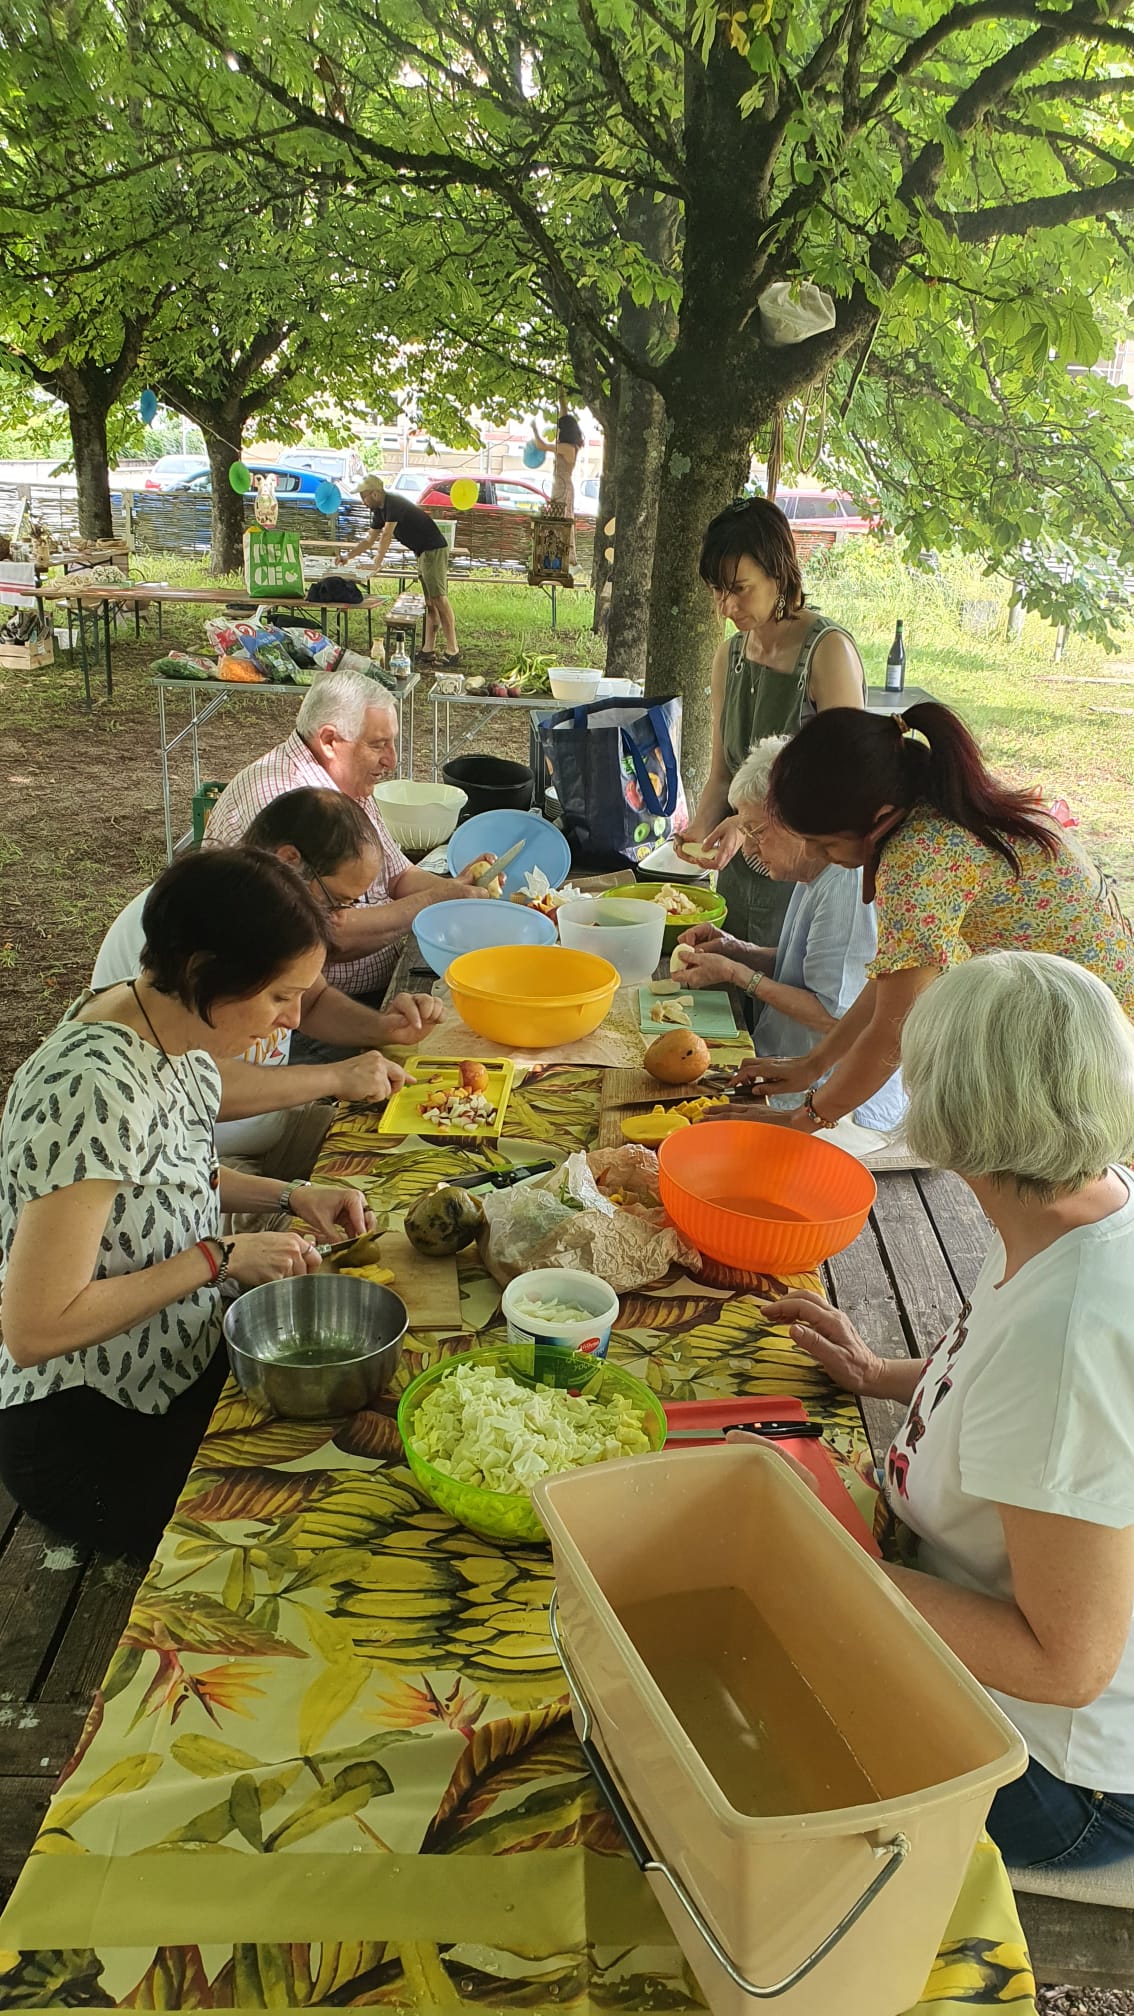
315, 480, 342, 515
139, 388, 158, 424
522, 441, 546, 469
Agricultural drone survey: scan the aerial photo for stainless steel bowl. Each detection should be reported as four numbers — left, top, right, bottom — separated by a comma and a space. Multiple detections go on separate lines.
223, 1274, 407, 1420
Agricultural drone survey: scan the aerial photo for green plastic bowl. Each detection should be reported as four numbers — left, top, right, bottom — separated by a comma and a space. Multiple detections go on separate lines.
600, 880, 727, 954
397, 1343, 668, 1545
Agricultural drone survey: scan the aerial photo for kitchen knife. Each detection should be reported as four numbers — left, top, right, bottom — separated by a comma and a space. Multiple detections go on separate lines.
450, 1160, 556, 1190
471, 838, 526, 889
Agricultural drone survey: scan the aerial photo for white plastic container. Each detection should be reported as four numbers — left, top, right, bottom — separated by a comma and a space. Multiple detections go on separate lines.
556, 896, 666, 984
373, 779, 467, 851
535, 1443, 1027, 2016
549, 667, 603, 703
502, 1268, 619, 1360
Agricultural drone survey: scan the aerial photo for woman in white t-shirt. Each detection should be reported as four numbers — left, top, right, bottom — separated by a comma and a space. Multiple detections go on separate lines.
0, 851, 374, 1563
760, 951, 1134, 1870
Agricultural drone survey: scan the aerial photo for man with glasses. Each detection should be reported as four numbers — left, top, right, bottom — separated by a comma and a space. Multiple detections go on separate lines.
91, 790, 443, 1217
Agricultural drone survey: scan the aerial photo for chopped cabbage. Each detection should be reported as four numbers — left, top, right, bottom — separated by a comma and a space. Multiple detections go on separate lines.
510, 1293, 601, 1325
412, 1361, 651, 1494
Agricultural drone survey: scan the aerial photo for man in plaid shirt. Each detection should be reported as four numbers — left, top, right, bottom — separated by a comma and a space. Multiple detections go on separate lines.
205, 668, 491, 997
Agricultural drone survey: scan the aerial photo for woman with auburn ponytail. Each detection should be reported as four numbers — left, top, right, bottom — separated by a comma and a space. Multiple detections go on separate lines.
731, 703, 1134, 1128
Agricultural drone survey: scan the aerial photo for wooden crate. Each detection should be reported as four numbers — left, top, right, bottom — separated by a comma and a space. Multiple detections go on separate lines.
0, 635, 53, 670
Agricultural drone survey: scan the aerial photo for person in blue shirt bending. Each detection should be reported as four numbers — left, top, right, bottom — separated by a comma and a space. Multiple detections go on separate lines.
675, 735, 904, 1136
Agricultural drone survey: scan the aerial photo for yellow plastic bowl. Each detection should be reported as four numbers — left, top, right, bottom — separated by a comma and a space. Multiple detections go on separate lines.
445, 943, 619, 1048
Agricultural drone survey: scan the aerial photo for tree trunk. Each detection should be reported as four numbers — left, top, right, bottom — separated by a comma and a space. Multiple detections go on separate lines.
202, 410, 246, 576
645, 397, 756, 799
604, 367, 667, 685
68, 398, 114, 540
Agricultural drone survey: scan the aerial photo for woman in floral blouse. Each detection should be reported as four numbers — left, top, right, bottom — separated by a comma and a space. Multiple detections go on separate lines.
734, 703, 1134, 1128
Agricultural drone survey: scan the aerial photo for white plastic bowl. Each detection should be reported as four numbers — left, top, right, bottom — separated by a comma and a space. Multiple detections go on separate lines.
373, 780, 467, 851
549, 667, 603, 704
599, 677, 643, 699
502, 1268, 620, 1360
556, 896, 666, 984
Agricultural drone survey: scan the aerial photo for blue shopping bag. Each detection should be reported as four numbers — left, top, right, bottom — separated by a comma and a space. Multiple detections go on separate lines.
536, 695, 685, 865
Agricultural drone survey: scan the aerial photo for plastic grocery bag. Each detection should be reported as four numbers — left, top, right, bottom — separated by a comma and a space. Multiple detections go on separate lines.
477, 1151, 699, 1291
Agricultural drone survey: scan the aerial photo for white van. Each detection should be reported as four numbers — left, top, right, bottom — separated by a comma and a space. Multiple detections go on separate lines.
276, 445, 366, 494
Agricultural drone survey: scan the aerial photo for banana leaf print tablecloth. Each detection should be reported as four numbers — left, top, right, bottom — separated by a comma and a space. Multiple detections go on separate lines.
0, 1068, 1035, 2013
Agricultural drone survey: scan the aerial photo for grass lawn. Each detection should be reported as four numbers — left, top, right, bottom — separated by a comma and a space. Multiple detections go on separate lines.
1, 539, 1131, 1095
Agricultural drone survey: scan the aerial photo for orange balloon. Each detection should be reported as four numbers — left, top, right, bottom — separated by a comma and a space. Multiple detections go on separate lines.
449, 477, 479, 511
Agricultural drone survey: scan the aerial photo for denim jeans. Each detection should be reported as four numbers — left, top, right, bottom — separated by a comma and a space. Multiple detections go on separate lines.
987, 1754, 1134, 1870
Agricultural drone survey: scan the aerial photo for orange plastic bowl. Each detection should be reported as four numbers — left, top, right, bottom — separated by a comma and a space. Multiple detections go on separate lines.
657, 1121, 876, 1273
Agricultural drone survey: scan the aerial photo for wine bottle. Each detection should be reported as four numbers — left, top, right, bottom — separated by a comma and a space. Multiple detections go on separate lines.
885, 618, 905, 693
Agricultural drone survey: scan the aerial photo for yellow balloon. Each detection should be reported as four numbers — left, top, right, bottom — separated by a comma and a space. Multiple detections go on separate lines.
449, 477, 479, 511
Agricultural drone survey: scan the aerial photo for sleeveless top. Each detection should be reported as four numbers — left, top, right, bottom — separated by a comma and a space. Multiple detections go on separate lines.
719, 612, 863, 948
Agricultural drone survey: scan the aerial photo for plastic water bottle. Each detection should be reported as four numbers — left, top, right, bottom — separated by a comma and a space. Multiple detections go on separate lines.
389, 633, 411, 680
885, 619, 905, 692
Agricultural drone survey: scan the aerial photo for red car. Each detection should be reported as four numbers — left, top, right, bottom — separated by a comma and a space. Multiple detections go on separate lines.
414, 475, 548, 515
777, 488, 877, 536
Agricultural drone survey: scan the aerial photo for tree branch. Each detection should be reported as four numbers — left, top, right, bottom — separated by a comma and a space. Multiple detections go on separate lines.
574, 0, 684, 185
944, 176, 1134, 239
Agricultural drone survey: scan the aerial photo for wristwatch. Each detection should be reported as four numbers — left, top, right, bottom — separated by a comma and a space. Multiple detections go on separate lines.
278, 1182, 307, 1217
745, 972, 766, 1002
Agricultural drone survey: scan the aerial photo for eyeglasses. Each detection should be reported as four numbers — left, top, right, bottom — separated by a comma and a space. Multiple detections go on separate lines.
305, 866, 360, 913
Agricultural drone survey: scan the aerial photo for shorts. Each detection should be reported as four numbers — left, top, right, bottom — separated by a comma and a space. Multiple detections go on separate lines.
418, 547, 448, 599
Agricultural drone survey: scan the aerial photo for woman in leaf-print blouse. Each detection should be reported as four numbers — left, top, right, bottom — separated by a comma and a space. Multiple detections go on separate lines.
730, 702, 1134, 1126
0, 851, 371, 1563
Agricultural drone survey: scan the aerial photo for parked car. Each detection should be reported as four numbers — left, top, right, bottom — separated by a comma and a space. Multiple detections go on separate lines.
173, 465, 334, 502
276, 445, 366, 493
416, 474, 550, 514
776, 488, 876, 536
387, 469, 434, 500
575, 474, 601, 518
143, 454, 208, 491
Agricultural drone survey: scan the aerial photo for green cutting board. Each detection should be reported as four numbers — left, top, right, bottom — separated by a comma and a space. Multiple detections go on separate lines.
637, 986, 739, 1039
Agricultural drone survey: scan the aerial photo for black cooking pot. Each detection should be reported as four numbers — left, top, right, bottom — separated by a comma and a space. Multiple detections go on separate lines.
442, 753, 535, 818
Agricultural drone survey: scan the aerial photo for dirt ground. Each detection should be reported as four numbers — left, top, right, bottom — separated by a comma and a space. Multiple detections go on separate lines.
0, 611, 544, 1094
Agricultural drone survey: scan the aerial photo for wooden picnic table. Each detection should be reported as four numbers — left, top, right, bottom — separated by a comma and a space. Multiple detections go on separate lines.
0, 930, 1043, 2012
0, 579, 393, 706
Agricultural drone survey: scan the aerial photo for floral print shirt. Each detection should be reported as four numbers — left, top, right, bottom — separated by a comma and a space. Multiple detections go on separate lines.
870, 804, 1134, 1013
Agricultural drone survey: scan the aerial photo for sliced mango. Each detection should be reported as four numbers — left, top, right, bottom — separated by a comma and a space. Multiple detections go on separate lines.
339, 1264, 397, 1285
621, 1105, 692, 1146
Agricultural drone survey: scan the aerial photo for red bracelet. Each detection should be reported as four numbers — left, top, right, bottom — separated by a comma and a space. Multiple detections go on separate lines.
196, 1238, 220, 1282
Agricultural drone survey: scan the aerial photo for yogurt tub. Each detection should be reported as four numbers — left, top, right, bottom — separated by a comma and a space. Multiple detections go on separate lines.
502, 1268, 620, 1359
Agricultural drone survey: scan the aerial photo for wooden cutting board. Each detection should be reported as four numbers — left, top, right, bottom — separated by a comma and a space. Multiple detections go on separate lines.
380, 1227, 463, 1330
596, 1067, 731, 1146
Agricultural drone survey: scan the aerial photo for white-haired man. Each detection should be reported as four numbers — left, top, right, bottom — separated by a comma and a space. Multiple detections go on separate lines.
204, 668, 488, 996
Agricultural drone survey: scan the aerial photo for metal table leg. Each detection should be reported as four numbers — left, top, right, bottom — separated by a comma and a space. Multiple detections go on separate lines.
159, 683, 173, 862
102, 600, 113, 697
432, 698, 439, 781
550, 585, 557, 633
75, 603, 92, 709
407, 682, 415, 779
190, 685, 203, 795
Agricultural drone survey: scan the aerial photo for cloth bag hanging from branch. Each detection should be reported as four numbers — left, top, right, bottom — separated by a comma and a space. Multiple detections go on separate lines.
757, 280, 836, 347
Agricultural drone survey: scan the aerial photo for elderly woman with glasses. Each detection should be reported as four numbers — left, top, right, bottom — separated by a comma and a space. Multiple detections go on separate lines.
759, 952, 1134, 1871
676, 737, 904, 1135
92, 788, 442, 1218
676, 498, 866, 946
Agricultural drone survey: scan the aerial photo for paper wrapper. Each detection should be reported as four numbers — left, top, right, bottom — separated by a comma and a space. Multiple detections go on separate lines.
476, 1149, 699, 1291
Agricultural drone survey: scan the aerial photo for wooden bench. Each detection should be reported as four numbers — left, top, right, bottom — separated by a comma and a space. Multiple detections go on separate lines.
0, 1129, 1130, 1988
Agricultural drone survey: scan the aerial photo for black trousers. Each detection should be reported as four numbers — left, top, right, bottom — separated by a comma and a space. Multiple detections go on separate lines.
0, 1347, 228, 1565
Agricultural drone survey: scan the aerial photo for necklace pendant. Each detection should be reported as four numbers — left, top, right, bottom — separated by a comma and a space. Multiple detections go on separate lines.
209, 1162, 220, 1191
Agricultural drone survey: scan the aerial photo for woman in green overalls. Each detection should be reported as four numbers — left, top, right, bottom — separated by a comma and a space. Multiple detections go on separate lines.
677, 500, 866, 946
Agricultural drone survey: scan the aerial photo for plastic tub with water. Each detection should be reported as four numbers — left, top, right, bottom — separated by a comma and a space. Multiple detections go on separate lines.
534, 1443, 1026, 2016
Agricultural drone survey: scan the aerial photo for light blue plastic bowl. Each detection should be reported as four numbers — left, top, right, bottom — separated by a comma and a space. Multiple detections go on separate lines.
446, 809, 572, 898
412, 898, 558, 977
